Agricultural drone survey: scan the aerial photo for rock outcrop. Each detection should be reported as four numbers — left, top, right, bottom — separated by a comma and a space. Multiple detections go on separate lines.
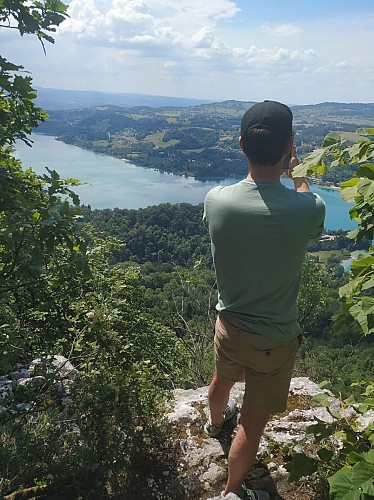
165, 377, 373, 500
2, 360, 372, 499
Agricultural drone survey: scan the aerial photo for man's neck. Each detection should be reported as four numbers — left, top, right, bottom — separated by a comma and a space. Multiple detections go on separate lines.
246, 162, 282, 183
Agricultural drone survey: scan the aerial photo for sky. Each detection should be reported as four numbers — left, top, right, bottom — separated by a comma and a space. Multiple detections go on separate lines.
2, 0, 374, 104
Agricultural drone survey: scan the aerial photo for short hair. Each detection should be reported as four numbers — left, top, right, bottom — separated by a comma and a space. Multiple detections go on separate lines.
241, 128, 289, 167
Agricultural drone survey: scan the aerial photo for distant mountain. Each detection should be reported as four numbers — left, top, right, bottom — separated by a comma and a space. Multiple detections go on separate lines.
35, 87, 213, 111
291, 102, 374, 123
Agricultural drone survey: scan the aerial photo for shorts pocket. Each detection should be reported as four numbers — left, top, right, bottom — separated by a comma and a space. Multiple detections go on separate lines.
244, 336, 299, 375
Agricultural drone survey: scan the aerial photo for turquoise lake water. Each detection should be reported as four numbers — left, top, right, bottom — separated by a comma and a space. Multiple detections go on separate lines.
15, 134, 356, 231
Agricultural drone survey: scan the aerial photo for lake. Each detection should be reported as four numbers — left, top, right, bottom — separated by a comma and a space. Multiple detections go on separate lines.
15, 134, 356, 231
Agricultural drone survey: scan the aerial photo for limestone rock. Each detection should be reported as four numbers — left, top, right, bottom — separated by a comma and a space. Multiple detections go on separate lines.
0, 377, 13, 399
166, 376, 374, 499
30, 355, 78, 380
9, 368, 30, 380
1, 356, 77, 415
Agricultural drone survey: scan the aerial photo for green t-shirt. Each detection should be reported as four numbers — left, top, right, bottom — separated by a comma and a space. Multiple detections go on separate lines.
203, 179, 326, 341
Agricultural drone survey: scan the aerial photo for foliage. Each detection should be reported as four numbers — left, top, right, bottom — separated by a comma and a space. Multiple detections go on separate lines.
286, 130, 374, 497
294, 129, 374, 336
163, 126, 219, 149
285, 383, 374, 499
0, 3, 181, 497
0, 159, 90, 373
296, 341, 374, 399
83, 203, 211, 266
307, 230, 370, 253
0, 0, 68, 146
141, 257, 217, 387
0, 233, 182, 497
140, 255, 336, 387
298, 257, 333, 336
0, 0, 85, 372
0, 0, 68, 43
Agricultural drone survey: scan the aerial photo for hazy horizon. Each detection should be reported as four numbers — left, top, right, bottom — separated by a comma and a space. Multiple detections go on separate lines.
35, 86, 374, 108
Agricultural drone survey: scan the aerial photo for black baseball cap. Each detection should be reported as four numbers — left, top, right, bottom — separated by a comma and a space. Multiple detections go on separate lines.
241, 100, 293, 140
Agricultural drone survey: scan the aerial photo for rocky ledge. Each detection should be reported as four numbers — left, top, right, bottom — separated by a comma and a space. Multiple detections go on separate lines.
165, 377, 373, 500
1, 360, 372, 499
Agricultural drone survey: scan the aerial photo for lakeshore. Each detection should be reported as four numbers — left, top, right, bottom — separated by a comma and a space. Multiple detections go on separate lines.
15, 134, 356, 230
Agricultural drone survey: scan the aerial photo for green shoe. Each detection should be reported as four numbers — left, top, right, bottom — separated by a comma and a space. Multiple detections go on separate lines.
204, 398, 237, 437
240, 484, 270, 500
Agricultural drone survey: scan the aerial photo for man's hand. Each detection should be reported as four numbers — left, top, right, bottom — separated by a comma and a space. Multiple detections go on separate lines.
286, 145, 299, 178
288, 145, 311, 193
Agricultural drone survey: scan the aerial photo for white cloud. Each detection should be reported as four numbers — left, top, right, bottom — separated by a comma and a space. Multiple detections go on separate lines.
55, 0, 314, 78
231, 45, 314, 70
306, 60, 349, 76
59, 0, 240, 48
125, 26, 182, 46
192, 27, 216, 49
260, 23, 302, 36
163, 60, 176, 69
3, 1, 374, 103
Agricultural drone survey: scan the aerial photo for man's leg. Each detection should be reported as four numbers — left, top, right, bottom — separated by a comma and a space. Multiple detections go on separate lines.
223, 401, 270, 496
208, 371, 236, 425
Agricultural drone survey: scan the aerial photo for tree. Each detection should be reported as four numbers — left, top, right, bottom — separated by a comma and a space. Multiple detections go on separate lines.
294, 128, 374, 336
0, 1, 68, 146
0, 0, 85, 371
0, 4, 178, 497
286, 130, 374, 497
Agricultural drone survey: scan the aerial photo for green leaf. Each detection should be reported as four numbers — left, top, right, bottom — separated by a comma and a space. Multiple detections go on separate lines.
339, 280, 357, 298
323, 132, 343, 147
318, 448, 334, 463
292, 162, 310, 178
319, 380, 331, 389
329, 462, 374, 499
358, 397, 374, 412
312, 393, 330, 407
307, 421, 333, 440
350, 255, 374, 279
292, 148, 327, 177
349, 302, 369, 335
284, 453, 318, 482
341, 178, 360, 202
348, 451, 367, 464
358, 178, 374, 200
347, 142, 362, 161
360, 449, 374, 465
306, 148, 327, 165
357, 163, 374, 180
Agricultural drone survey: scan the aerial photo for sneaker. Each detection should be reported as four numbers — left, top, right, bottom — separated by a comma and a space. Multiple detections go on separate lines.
204, 398, 237, 437
240, 484, 270, 500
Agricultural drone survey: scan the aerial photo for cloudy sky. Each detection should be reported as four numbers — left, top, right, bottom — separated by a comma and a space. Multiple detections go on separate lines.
2, 0, 374, 104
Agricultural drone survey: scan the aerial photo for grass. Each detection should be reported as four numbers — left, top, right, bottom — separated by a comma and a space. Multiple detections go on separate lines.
307, 250, 337, 264
144, 132, 179, 148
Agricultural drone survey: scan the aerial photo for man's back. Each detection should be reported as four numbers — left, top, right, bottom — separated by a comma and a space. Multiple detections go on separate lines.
203, 101, 326, 499
204, 179, 325, 341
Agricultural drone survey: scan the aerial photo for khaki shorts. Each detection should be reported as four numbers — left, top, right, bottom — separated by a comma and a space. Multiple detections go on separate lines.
214, 314, 300, 413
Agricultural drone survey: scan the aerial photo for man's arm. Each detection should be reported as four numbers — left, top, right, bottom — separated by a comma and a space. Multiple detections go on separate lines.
288, 145, 310, 193
288, 145, 326, 239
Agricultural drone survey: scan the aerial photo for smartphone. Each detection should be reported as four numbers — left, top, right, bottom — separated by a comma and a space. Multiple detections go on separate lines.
282, 152, 291, 170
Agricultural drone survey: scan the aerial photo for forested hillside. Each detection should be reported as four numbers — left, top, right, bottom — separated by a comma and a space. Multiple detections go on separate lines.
83, 202, 374, 399
84, 203, 210, 265
37, 101, 373, 180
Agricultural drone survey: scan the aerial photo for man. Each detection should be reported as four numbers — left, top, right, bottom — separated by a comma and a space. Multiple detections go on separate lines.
203, 100, 325, 500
